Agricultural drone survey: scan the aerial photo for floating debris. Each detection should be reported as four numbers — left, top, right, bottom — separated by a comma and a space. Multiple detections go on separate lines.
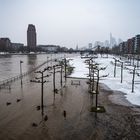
6, 102, 11, 106
55, 89, 59, 94
16, 99, 21, 102
32, 123, 38, 127
36, 106, 40, 110
63, 110, 66, 118
44, 115, 48, 121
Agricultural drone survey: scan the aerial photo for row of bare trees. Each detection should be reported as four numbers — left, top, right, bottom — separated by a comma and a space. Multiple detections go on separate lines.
30, 57, 73, 125
85, 57, 108, 114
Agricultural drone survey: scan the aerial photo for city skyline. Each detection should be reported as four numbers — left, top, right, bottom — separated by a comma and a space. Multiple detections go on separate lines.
0, 0, 140, 48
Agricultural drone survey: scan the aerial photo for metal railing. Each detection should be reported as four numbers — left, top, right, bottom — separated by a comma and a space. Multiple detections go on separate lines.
0, 61, 48, 88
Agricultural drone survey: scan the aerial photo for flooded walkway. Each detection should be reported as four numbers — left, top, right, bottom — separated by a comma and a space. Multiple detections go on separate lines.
1, 75, 140, 139
0, 74, 90, 140
1, 54, 140, 140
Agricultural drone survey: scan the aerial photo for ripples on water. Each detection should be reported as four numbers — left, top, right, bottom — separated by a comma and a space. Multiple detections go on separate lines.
0, 53, 68, 81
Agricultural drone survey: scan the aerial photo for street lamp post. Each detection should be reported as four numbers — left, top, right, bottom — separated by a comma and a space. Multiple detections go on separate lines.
51, 54, 52, 67
47, 56, 49, 67
118, 59, 124, 83
132, 65, 136, 93
114, 59, 117, 77
121, 62, 123, 83
20, 60, 23, 86
95, 69, 99, 110
60, 64, 63, 87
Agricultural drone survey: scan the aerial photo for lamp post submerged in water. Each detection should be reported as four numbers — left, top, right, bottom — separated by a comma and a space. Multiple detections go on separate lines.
20, 60, 23, 87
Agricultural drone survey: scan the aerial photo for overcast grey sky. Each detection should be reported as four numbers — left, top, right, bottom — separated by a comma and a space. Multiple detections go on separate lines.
0, 0, 140, 48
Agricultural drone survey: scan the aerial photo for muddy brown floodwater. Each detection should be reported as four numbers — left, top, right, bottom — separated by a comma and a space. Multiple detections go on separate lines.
0, 71, 140, 140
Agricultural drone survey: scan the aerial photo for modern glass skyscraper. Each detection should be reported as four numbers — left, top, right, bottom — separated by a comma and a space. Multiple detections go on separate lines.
27, 24, 37, 50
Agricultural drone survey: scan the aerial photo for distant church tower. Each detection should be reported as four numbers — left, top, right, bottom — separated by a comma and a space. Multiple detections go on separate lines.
27, 24, 37, 51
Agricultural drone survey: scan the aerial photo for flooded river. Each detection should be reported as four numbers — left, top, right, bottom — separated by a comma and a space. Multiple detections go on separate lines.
1, 53, 93, 140
0, 53, 69, 81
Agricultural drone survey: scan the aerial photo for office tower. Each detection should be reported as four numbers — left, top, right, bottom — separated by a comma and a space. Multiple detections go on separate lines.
118, 38, 123, 45
110, 33, 116, 47
104, 40, 109, 47
110, 33, 113, 48
76, 44, 79, 50
88, 43, 92, 49
27, 24, 37, 50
